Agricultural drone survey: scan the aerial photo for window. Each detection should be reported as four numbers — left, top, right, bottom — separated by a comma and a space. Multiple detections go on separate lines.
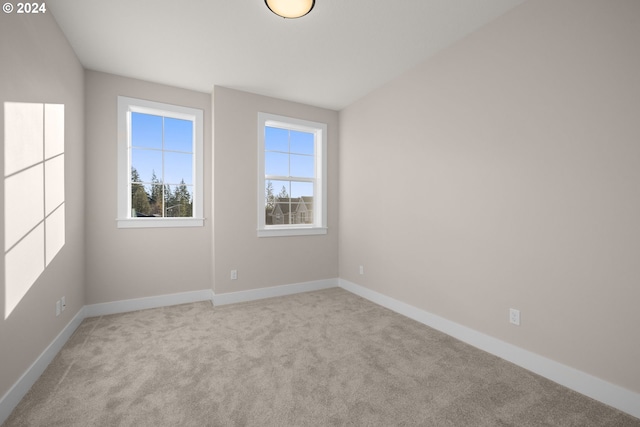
117, 97, 204, 228
258, 112, 327, 237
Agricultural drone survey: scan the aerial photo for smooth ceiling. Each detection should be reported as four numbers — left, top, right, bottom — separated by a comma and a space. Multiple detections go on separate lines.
47, 0, 525, 110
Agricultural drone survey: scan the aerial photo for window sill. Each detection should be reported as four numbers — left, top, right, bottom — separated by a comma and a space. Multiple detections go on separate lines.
117, 218, 205, 229
257, 226, 327, 238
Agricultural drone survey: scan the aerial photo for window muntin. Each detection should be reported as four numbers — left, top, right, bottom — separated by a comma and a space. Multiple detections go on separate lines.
130, 112, 194, 218
117, 97, 203, 228
258, 113, 327, 237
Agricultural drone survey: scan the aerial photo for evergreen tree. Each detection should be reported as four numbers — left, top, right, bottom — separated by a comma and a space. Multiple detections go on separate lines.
131, 167, 150, 216
173, 180, 192, 217
131, 167, 142, 183
150, 170, 163, 216
164, 184, 175, 217
265, 180, 275, 212
277, 185, 289, 201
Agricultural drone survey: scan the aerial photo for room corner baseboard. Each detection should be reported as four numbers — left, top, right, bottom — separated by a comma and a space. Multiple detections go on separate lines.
0, 307, 86, 426
213, 278, 338, 306
84, 289, 215, 317
338, 279, 640, 420
1, 288, 215, 424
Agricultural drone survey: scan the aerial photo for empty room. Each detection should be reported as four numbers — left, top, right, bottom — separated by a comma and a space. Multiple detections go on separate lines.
1, 0, 639, 425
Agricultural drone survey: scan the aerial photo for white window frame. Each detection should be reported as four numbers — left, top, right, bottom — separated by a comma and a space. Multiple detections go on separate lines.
117, 96, 204, 228
257, 112, 327, 237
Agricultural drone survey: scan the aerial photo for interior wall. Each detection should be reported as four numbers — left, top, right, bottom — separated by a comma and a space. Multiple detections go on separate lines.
339, 0, 640, 394
84, 71, 212, 304
213, 87, 339, 294
0, 13, 85, 399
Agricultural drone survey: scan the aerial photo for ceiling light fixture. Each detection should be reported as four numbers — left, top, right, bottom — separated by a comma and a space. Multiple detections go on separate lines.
265, 0, 315, 19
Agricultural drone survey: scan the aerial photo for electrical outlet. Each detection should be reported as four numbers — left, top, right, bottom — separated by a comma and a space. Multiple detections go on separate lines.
56, 300, 61, 317
231, 269, 238, 280
61, 296, 66, 311
359, 265, 364, 275
509, 308, 520, 326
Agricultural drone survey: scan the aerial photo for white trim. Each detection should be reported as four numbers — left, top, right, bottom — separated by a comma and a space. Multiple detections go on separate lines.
84, 289, 214, 317
257, 226, 327, 237
116, 217, 204, 228
339, 279, 640, 420
0, 307, 85, 426
213, 278, 338, 306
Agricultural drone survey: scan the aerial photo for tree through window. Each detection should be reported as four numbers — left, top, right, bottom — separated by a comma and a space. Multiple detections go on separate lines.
117, 97, 203, 228
130, 111, 193, 218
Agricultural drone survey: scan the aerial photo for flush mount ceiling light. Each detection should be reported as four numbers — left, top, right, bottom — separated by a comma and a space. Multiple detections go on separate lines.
265, 0, 315, 19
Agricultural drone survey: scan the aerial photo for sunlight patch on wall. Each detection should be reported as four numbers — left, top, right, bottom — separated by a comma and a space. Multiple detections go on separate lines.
4, 102, 65, 319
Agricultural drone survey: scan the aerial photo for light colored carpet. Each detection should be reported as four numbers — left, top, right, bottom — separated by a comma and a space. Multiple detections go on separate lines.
3, 288, 639, 426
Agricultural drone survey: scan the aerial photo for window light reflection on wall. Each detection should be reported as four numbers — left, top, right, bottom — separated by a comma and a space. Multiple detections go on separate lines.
4, 102, 66, 319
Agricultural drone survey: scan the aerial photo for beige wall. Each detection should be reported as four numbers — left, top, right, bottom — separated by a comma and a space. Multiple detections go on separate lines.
0, 13, 85, 398
213, 87, 339, 294
84, 71, 212, 304
339, 0, 640, 393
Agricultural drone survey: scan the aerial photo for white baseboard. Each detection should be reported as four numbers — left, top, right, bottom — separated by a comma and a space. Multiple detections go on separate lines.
0, 307, 85, 426
339, 278, 640, 420
4, 280, 637, 423
213, 278, 338, 306
84, 289, 214, 317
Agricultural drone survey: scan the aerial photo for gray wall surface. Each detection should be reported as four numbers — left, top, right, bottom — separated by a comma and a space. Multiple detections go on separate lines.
84, 71, 212, 304
0, 12, 85, 399
212, 87, 339, 294
339, 0, 640, 393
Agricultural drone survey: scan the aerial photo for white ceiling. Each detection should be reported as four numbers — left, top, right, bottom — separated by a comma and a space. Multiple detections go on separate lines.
47, 0, 525, 110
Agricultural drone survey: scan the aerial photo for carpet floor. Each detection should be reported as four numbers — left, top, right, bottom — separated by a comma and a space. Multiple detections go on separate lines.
3, 288, 639, 426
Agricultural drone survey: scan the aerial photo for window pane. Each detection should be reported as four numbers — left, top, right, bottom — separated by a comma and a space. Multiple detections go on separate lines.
273, 180, 291, 225
265, 126, 289, 152
274, 200, 292, 225
131, 183, 152, 217
290, 197, 313, 225
291, 181, 313, 198
292, 182, 313, 225
265, 180, 277, 207
164, 152, 193, 185
148, 182, 164, 217
270, 180, 291, 200
165, 184, 193, 217
290, 154, 314, 178
164, 117, 193, 152
265, 151, 289, 176
266, 180, 289, 225
290, 131, 314, 155
131, 149, 162, 183
131, 113, 162, 149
